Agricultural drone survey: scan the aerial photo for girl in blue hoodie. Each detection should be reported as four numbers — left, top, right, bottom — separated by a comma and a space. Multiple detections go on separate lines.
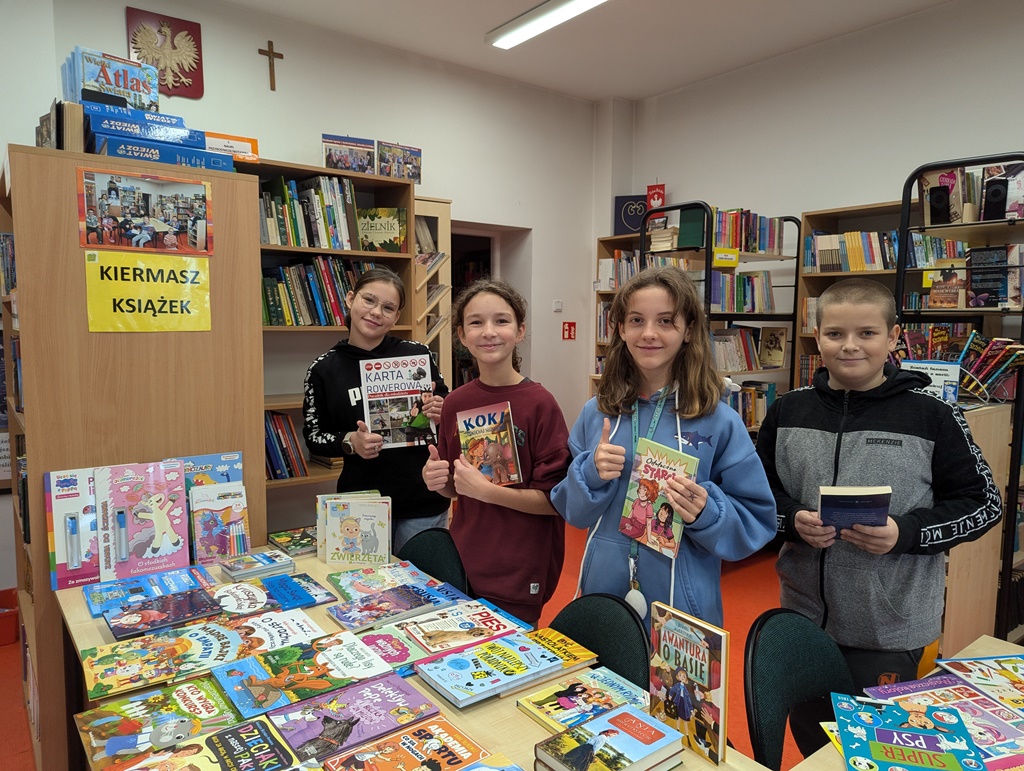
551, 266, 774, 627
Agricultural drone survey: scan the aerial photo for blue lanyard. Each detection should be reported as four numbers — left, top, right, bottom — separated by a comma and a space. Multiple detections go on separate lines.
630, 390, 669, 448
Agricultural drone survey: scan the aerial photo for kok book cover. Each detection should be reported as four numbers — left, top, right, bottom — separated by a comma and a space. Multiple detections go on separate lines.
456, 400, 522, 486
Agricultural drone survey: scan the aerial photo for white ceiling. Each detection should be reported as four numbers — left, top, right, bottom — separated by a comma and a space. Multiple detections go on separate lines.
221, 0, 953, 101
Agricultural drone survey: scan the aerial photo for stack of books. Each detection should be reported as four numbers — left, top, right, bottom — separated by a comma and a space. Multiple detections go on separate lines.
267, 525, 318, 556
219, 549, 295, 581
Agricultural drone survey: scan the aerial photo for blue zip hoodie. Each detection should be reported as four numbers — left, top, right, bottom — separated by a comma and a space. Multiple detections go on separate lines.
550, 388, 776, 627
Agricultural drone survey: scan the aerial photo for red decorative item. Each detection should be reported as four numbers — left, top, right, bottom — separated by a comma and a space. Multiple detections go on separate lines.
126, 6, 204, 99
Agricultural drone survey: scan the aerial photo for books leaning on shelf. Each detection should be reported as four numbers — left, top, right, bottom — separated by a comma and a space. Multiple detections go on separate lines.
262, 256, 378, 328
264, 410, 308, 480
724, 380, 777, 430
708, 269, 776, 314
817, 485, 892, 529
711, 327, 759, 372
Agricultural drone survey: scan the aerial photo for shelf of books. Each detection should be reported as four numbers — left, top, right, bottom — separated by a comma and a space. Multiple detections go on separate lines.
413, 196, 453, 386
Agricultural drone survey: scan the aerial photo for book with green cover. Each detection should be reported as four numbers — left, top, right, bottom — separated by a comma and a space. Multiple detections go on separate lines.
619, 437, 698, 558
356, 207, 407, 253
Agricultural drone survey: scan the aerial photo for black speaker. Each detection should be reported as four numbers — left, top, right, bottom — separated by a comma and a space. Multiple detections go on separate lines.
983, 177, 1008, 220
928, 184, 950, 224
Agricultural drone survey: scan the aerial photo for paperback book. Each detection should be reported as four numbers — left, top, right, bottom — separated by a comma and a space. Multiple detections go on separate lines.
938, 655, 1024, 712
620, 437, 699, 558
757, 326, 787, 369
218, 549, 294, 580
356, 207, 408, 253
103, 586, 222, 640
517, 666, 650, 733
649, 600, 729, 764
189, 481, 250, 565
327, 583, 453, 632
522, 627, 598, 675
397, 599, 521, 654
45, 466, 99, 590
324, 496, 392, 567
817, 485, 892, 529
176, 450, 244, 493
360, 354, 436, 449
82, 564, 216, 618
321, 716, 491, 771
267, 525, 317, 556
358, 623, 433, 676
326, 561, 436, 602
456, 400, 522, 486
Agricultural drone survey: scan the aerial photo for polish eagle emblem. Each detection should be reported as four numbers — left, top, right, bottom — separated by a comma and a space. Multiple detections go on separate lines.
131, 20, 199, 90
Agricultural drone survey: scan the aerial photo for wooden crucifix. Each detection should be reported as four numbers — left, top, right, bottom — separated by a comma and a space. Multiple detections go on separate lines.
258, 40, 283, 91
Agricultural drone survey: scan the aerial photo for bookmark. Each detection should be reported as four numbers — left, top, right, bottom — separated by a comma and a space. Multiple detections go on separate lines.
66, 514, 81, 570
115, 507, 129, 562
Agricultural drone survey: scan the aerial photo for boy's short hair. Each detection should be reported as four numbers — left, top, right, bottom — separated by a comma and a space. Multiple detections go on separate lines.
816, 278, 898, 330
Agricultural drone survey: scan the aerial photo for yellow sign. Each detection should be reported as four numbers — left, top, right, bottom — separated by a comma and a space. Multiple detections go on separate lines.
85, 250, 210, 332
712, 247, 740, 268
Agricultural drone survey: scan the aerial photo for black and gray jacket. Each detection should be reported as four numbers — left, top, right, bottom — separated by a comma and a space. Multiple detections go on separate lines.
756, 363, 1002, 651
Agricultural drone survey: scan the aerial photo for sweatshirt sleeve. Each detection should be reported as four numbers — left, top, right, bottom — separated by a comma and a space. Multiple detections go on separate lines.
302, 359, 347, 458
550, 405, 622, 528
755, 398, 807, 542
893, 406, 1003, 555
525, 391, 571, 494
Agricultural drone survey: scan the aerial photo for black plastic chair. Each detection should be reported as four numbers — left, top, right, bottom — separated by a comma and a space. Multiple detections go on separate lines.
548, 593, 652, 690
744, 608, 855, 771
395, 527, 471, 596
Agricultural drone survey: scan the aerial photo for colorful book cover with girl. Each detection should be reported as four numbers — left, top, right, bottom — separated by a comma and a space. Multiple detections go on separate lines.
456, 400, 522, 485
103, 586, 222, 639
359, 353, 435, 449
94, 460, 189, 582
189, 481, 250, 565
45, 466, 99, 589
321, 716, 490, 771
397, 599, 521, 654
82, 564, 216, 618
619, 438, 698, 558
324, 496, 392, 567
327, 583, 452, 633
516, 666, 649, 733
326, 561, 436, 602
267, 672, 440, 763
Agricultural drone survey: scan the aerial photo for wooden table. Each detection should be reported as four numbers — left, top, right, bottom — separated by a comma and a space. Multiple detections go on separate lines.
791, 635, 1024, 771
57, 555, 771, 771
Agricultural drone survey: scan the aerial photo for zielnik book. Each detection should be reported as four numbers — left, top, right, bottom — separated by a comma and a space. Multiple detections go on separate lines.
456, 401, 522, 486
619, 438, 698, 558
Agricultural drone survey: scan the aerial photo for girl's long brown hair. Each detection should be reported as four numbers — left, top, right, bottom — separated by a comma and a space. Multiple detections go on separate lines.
597, 266, 721, 419
451, 278, 526, 372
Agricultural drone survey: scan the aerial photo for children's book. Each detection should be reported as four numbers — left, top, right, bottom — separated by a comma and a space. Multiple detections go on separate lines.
101, 716, 299, 771
219, 549, 294, 581
757, 326, 787, 369
327, 583, 453, 632
938, 655, 1024, 712
82, 564, 216, 618
358, 623, 433, 676
267, 672, 440, 763
920, 167, 966, 226
397, 599, 522, 654
324, 496, 392, 567
517, 666, 650, 733
903, 328, 929, 360
210, 580, 284, 617
80, 609, 326, 700
359, 353, 436, 449
414, 630, 564, 708
175, 450, 244, 492
456, 400, 522, 486
211, 630, 392, 718
356, 207, 408, 253
45, 466, 99, 589
74, 674, 240, 769
534, 704, 684, 771
320, 715, 491, 771
520, 627, 598, 678
317, 491, 379, 561
830, 692, 984, 771
327, 561, 436, 602
620, 438, 699, 558
189, 481, 250, 565
649, 600, 729, 765
64, 46, 160, 113
817, 485, 892, 529
103, 587, 222, 640
260, 572, 336, 609
461, 755, 526, 771
267, 525, 317, 556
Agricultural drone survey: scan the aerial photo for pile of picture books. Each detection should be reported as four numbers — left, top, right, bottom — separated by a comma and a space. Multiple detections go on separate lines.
267, 525, 317, 556
219, 549, 294, 580
316, 491, 393, 567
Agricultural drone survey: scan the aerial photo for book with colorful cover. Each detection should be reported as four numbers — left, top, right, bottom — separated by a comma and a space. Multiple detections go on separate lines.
219, 549, 294, 580
176, 451, 244, 492
649, 600, 729, 764
358, 623, 433, 676
103, 587, 222, 640
80, 609, 326, 700
938, 655, 1024, 713
534, 704, 684, 771
65, 46, 159, 112
327, 561, 436, 602
920, 167, 966, 226
397, 600, 522, 655
74, 675, 240, 769
524, 627, 598, 674
415, 631, 564, 708
94, 460, 189, 582
317, 491, 379, 561
82, 564, 216, 618
620, 438, 699, 558
45, 466, 99, 590
210, 581, 283, 617
189, 481, 250, 565
327, 583, 453, 632
321, 715, 490, 771
267, 672, 440, 763
324, 496, 392, 566
356, 207, 408, 253
267, 525, 317, 556
211, 630, 392, 718
830, 692, 985, 771
260, 572, 336, 609
456, 400, 522, 486
517, 666, 650, 733
360, 354, 437, 450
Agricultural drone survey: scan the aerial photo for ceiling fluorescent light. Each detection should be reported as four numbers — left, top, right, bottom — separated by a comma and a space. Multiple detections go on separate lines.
485, 0, 611, 50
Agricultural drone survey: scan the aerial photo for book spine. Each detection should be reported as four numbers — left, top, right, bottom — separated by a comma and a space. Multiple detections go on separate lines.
87, 115, 206, 147
80, 101, 188, 127
91, 133, 233, 170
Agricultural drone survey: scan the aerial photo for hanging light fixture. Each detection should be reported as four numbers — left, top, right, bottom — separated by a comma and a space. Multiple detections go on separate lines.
485, 0, 612, 50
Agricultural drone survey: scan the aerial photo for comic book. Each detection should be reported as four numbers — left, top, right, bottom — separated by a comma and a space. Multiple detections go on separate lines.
73, 675, 240, 770
103, 587, 222, 640
211, 630, 392, 718
516, 666, 650, 733
323, 496, 392, 567
649, 601, 729, 764
189, 481, 250, 565
326, 561, 436, 602
455, 400, 522, 486
360, 353, 436, 449
327, 583, 453, 633
267, 672, 440, 763
357, 623, 433, 676
82, 564, 217, 618
620, 438, 699, 558
321, 716, 490, 771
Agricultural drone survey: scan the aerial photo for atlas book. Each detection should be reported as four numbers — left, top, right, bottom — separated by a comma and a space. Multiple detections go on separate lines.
357, 623, 433, 676
649, 600, 728, 764
103, 587, 222, 640
360, 353, 436, 449
321, 715, 491, 771
456, 400, 522, 486
414, 630, 564, 708
397, 599, 522, 655
211, 630, 392, 718
63, 46, 159, 112
324, 496, 392, 567
938, 655, 1024, 712
356, 207, 408, 253
218, 549, 294, 580
620, 437, 699, 558
757, 326, 787, 369
94, 460, 189, 582
189, 481, 250, 565
266, 672, 440, 763
818, 485, 892, 529
327, 583, 453, 632
45, 466, 99, 590
830, 692, 984, 771
80, 609, 326, 700
73, 675, 240, 770
82, 564, 216, 618
267, 525, 317, 556
326, 561, 436, 602
516, 666, 650, 733
534, 704, 684, 771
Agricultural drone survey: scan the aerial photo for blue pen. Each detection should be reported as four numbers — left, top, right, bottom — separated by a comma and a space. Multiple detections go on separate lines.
66, 514, 81, 570
115, 508, 129, 562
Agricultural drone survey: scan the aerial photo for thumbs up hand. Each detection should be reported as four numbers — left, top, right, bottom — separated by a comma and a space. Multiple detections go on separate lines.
422, 443, 451, 491
594, 417, 626, 481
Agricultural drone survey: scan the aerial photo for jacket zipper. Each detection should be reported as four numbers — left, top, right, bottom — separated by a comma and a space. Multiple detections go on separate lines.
819, 390, 850, 630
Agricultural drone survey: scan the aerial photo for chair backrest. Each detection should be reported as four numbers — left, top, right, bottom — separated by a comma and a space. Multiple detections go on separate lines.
744, 608, 855, 771
548, 593, 652, 690
395, 527, 470, 595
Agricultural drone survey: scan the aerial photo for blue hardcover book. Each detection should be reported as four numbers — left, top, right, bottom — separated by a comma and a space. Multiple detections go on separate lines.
81, 101, 187, 127
66, 46, 159, 112
87, 114, 206, 148
81, 564, 217, 617
304, 264, 329, 326
91, 132, 234, 171
258, 573, 317, 610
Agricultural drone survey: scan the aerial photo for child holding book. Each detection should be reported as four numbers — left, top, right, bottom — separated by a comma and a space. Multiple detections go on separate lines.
551, 266, 774, 627
302, 267, 450, 552
422, 278, 570, 625
755, 277, 1002, 755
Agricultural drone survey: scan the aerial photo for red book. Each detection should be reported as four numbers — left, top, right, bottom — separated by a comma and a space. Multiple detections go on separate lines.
316, 255, 345, 325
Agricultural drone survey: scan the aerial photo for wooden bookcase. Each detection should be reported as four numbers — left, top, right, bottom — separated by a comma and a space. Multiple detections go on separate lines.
0, 144, 264, 770
413, 196, 453, 387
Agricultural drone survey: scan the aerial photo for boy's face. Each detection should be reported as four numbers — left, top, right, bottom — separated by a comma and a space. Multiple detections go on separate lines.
814, 301, 899, 392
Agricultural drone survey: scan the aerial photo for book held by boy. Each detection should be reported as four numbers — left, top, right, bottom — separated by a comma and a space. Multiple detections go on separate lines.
620, 437, 698, 558
817, 485, 892, 529
456, 400, 522, 486
517, 666, 649, 733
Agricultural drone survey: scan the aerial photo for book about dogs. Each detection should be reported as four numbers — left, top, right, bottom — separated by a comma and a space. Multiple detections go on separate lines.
321, 715, 490, 771
620, 438, 699, 558
397, 599, 522, 654
517, 666, 649, 733
360, 353, 436, 449
455, 400, 522, 486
